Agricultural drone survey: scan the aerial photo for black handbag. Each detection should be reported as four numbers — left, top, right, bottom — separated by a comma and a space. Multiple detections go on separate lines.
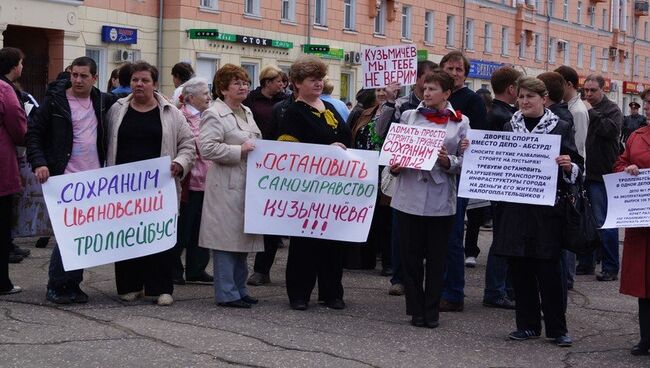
558, 181, 600, 256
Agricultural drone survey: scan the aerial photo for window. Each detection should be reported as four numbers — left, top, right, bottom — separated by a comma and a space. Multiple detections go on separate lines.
548, 0, 555, 17
577, 43, 584, 67
401, 6, 412, 39
590, 46, 596, 70
563, 41, 570, 65
563, 0, 568, 20
623, 97, 629, 115
645, 22, 648, 40
635, 55, 641, 76
613, 55, 619, 73
340, 72, 354, 103
85, 48, 106, 91
465, 19, 474, 50
534, 34, 542, 60
590, 5, 596, 27
625, 55, 631, 75
244, 0, 260, 16
200, 0, 218, 10
602, 9, 608, 30
446, 15, 456, 47
501, 26, 509, 55
196, 56, 220, 92
314, 0, 327, 26
281, 0, 295, 22
241, 62, 259, 89
577, 1, 582, 23
602, 48, 608, 72
344, 0, 356, 30
519, 32, 526, 58
645, 57, 649, 78
484, 23, 492, 53
374, 1, 386, 35
548, 37, 557, 63
536, 0, 542, 13
424, 11, 434, 44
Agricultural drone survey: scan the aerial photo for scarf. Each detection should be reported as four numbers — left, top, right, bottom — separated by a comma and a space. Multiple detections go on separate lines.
417, 107, 463, 124
509, 109, 559, 134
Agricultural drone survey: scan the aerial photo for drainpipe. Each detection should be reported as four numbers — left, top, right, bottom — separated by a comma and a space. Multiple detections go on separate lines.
158, 0, 164, 86
544, 1, 551, 72
461, 0, 466, 51
307, 0, 312, 45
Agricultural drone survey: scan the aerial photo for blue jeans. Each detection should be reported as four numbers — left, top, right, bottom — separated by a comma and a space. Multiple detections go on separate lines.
390, 209, 402, 285
212, 250, 249, 303
578, 180, 619, 274
442, 196, 468, 303
47, 244, 83, 290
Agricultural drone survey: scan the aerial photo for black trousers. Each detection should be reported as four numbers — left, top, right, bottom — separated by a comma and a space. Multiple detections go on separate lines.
508, 257, 568, 338
173, 191, 210, 278
115, 248, 174, 296
0, 195, 14, 292
464, 207, 485, 258
397, 211, 453, 323
285, 237, 344, 303
640, 298, 650, 347
253, 235, 281, 275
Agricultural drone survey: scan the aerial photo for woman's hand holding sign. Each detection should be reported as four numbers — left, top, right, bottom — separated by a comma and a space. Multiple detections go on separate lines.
555, 155, 573, 174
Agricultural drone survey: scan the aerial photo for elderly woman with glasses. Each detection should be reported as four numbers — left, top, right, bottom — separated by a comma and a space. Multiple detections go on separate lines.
199, 64, 264, 308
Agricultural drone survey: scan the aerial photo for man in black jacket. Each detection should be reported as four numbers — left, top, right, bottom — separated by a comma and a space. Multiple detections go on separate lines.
578, 74, 622, 282
26, 56, 117, 304
538, 72, 574, 127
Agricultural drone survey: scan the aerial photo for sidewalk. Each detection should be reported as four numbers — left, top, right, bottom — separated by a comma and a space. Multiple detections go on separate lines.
0, 232, 645, 368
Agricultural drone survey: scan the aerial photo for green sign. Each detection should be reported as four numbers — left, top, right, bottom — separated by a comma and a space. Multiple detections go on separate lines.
310, 47, 344, 60
188, 29, 219, 40
212, 32, 292, 49
303, 44, 330, 53
216, 32, 237, 42
272, 40, 293, 49
417, 49, 429, 61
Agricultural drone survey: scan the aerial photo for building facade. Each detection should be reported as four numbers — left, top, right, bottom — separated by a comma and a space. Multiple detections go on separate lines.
2, 0, 649, 112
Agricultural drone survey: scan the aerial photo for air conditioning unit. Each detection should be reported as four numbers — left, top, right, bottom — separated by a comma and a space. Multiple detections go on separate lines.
587, 5, 596, 15
345, 51, 362, 65
609, 47, 618, 59
114, 49, 134, 63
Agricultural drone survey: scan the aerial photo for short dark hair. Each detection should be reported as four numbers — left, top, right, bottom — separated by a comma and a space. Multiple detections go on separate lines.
417, 60, 437, 78
0, 47, 25, 76
537, 72, 566, 103
117, 62, 133, 87
422, 70, 455, 92
440, 51, 470, 77
491, 66, 522, 94
71, 56, 98, 76
554, 65, 579, 88
212, 64, 250, 100
584, 74, 605, 89
131, 61, 159, 83
171, 62, 194, 84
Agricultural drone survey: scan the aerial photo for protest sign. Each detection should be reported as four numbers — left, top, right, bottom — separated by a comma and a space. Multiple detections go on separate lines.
378, 124, 447, 170
459, 130, 561, 206
41, 157, 178, 271
362, 44, 418, 88
602, 169, 650, 228
12, 148, 52, 237
245, 141, 378, 242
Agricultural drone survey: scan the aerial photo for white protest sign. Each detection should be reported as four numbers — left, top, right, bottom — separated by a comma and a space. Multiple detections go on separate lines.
378, 124, 447, 170
362, 44, 418, 89
459, 130, 561, 206
244, 140, 378, 242
602, 169, 650, 228
41, 157, 178, 271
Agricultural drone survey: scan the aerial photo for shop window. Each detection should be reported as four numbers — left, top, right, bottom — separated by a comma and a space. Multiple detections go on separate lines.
196, 56, 220, 93
241, 62, 260, 89
340, 72, 354, 103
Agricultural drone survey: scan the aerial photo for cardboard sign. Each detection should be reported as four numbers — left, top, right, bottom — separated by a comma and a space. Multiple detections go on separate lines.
244, 141, 378, 242
362, 44, 418, 88
602, 169, 650, 228
378, 124, 447, 170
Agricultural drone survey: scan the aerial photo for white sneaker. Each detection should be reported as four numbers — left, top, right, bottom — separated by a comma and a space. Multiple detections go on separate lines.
119, 290, 143, 301
465, 257, 477, 268
156, 293, 173, 306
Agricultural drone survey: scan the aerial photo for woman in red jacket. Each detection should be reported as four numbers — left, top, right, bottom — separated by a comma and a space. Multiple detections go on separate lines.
614, 88, 650, 356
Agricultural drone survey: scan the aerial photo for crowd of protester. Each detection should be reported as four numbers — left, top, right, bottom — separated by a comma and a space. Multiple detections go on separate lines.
1, 45, 650, 356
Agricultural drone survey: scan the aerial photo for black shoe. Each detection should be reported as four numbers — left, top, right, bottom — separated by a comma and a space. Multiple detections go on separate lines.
425, 319, 439, 329
324, 299, 346, 310
68, 285, 89, 304
35, 237, 50, 248
241, 295, 258, 305
575, 267, 595, 275
631, 344, 650, 356
10, 245, 30, 257
218, 299, 251, 308
290, 300, 308, 310
596, 271, 618, 281
8, 253, 23, 264
508, 329, 541, 340
483, 296, 516, 310
380, 267, 394, 276
172, 277, 186, 285
186, 272, 214, 284
410, 316, 425, 327
554, 335, 573, 347
46, 288, 72, 304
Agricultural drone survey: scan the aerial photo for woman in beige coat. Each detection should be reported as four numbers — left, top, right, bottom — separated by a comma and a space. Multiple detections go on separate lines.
199, 64, 264, 308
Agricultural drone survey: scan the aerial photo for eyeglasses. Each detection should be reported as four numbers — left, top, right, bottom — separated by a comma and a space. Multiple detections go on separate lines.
231, 81, 250, 87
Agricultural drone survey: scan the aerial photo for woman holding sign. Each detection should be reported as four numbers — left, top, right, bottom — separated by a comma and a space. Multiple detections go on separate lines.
613, 88, 650, 356
277, 56, 352, 311
199, 64, 264, 309
106, 61, 195, 306
389, 70, 469, 328
492, 76, 582, 347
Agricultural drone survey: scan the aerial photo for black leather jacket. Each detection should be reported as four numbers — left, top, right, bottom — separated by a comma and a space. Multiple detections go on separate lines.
486, 99, 516, 131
